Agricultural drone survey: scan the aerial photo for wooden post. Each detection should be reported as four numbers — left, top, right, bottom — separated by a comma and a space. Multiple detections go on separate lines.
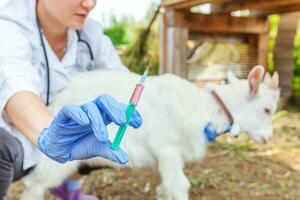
166, 27, 188, 77
257, 33, 269, 67
248, 34, 258, 67
274, 12, 300, 97
159, 9, 188, 78
159, 8, 168, 74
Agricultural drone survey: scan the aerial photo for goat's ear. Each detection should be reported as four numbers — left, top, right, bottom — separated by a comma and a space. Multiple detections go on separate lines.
263, 72, 272, 85
248, 65, 265, 97
227, 71, 239, 83
263, 71, 279, 90
271, 71, 279, 89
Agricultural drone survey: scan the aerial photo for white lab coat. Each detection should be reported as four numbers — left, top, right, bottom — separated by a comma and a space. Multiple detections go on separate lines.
0, 0, 128, 170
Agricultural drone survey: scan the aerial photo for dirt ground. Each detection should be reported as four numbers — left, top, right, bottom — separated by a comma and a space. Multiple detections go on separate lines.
5, 106, 300, 200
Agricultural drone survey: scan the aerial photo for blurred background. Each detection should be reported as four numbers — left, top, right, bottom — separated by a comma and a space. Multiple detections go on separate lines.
88, 0, 300, 108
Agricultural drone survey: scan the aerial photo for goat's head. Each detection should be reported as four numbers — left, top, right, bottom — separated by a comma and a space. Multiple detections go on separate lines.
227, 65, 280, 144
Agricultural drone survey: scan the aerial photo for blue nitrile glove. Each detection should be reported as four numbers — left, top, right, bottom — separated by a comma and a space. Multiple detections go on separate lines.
38, 95, 142, 164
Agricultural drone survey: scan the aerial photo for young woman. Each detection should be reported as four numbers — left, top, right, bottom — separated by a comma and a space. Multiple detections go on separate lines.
0, 0, 142, 199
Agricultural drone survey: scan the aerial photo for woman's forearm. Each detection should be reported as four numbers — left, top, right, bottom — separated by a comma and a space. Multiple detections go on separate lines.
4, 91, 52, 146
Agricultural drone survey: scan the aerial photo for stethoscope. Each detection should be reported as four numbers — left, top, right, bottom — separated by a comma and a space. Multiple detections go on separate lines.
36, 8, 95, 105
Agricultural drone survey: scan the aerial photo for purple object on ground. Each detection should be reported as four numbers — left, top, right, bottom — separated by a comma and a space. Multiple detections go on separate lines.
50, 182, 99, 200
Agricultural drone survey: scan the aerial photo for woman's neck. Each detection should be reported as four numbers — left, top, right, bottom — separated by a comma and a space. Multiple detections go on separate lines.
37, 1, 68, 60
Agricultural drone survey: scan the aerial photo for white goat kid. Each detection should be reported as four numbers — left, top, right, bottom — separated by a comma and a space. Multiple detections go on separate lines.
21, 65, 280, 200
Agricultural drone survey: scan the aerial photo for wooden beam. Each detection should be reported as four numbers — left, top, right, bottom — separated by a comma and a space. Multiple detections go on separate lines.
163, 0, 234, 10
163, 0, 300, 13
250, 3, 300, 16
219, 0, 300, 13
163, 0, 210, 10
185, 13, 269, 34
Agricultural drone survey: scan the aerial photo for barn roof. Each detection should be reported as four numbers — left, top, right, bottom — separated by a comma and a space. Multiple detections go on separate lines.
162, 0, 300, 15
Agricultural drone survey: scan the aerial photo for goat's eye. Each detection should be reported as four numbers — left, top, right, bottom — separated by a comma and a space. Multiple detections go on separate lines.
264, 108, 271, 115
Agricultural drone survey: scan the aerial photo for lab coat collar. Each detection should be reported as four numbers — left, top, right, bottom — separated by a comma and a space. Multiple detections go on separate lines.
28, 0, 38, 30
41, 29, 78, 73
62, 29, 78, 68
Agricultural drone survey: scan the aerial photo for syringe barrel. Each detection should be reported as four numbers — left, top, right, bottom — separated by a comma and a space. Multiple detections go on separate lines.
110, 84, 144, 150
129, 84, 144, 105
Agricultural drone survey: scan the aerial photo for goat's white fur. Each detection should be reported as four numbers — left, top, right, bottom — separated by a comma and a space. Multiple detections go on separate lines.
21, 66, 280, 200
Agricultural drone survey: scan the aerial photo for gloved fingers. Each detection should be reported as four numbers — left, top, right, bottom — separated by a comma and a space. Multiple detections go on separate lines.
94, 95, 143, 128
94, 95, 126, 125
119, 104, 143, 128
55, 104, 89, 126
98, 141, 129, 164
80, 102, 109, 141
77, 137, 129, 164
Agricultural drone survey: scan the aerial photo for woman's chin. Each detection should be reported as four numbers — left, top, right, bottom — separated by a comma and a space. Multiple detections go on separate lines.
70, 20, 85, 30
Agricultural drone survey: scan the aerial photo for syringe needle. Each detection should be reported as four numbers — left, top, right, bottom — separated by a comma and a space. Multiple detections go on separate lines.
140, 55, 153, 84
145, 56, 153, 73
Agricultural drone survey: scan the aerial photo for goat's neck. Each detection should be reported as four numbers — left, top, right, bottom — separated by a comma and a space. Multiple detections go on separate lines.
207, 83, 245, 134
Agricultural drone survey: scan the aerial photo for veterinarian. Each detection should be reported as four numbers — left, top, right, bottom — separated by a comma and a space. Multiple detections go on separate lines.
0, 0, 143, 199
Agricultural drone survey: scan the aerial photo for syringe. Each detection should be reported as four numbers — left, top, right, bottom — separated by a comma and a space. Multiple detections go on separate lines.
110, 57, 153, 150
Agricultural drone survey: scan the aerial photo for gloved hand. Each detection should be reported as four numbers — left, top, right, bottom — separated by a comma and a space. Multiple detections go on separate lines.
38, 95, 142, 164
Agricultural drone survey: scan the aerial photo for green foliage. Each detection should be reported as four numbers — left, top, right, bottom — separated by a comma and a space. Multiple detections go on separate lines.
120, 6, 160, 75
121, 24, 159, 75
103, 5, 160, 75
104, 21, 135, 46
268, 15, 280, 73
293, 30, 300, 97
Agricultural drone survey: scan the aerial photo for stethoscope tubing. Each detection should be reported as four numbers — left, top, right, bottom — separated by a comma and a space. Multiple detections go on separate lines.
36, 6, 94, 105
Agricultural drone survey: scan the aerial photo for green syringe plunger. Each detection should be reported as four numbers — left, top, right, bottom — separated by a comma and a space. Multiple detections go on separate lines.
110, 103, 136, 150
